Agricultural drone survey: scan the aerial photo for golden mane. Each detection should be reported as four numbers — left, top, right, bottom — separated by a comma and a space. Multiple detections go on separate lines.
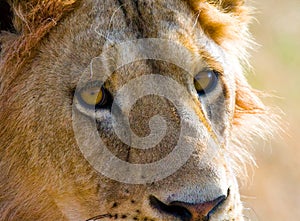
187, 0, 250, 43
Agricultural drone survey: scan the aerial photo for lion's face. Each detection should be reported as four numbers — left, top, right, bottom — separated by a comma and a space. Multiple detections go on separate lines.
0, 0, 274, 221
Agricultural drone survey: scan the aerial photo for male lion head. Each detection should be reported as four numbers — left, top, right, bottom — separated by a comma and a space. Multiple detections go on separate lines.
0, 0, 276, 220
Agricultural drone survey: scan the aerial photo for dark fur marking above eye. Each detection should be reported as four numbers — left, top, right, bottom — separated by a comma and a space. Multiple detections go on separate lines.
111, 202, 118, 208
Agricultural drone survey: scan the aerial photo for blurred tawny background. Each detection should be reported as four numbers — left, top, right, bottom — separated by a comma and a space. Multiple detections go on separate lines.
241, 0, 300, 220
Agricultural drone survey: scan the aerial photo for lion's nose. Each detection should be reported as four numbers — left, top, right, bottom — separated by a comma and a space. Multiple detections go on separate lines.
149, 194, 227, 221
169, 195, 227, 221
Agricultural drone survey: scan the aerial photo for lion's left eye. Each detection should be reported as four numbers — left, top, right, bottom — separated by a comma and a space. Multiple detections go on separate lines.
194, 70, 219, 95
77, 82, 112, 109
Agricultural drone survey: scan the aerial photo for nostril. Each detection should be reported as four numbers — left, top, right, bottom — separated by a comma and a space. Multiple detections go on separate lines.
149, 195, 192, 221
170, 195, 227, 221
149, 192, 228, 221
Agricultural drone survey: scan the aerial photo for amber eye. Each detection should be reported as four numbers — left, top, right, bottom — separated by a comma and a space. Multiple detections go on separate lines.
77, 83, 111, 108
194, 70, 219, 95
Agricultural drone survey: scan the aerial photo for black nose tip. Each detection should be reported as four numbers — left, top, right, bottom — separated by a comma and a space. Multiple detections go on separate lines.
149, 195, 192, 221
149, 192, 228, 221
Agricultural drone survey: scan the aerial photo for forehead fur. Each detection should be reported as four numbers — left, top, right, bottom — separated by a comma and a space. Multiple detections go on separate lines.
1, 0, 250, 76
0, 1, 250, 78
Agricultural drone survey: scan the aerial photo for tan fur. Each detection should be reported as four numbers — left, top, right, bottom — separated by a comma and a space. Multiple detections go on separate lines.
0, 0, 277, 220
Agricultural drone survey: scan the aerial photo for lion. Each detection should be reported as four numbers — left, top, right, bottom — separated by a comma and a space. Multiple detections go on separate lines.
0, 0, 276, 220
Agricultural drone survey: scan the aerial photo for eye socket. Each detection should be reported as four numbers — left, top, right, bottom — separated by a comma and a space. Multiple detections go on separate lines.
77, 82, 111, 109
194, 70, 219, 95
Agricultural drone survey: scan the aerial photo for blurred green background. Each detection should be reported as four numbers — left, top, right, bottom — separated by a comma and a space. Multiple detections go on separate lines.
241, 0, 300, 220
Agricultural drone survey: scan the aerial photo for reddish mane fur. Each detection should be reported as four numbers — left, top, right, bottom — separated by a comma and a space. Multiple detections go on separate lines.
186, 0, 251, 45
0, 0, 79, 92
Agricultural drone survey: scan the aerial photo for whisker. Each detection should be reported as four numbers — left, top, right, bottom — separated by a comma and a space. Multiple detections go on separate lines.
192, 11, 200, 30
107, 3, 128, 37
94, 3, 127, 44
242, 203, 260, 221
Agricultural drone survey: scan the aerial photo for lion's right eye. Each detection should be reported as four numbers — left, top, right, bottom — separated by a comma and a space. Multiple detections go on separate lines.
194, 70, 219, 96
77, 82, 112, 109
